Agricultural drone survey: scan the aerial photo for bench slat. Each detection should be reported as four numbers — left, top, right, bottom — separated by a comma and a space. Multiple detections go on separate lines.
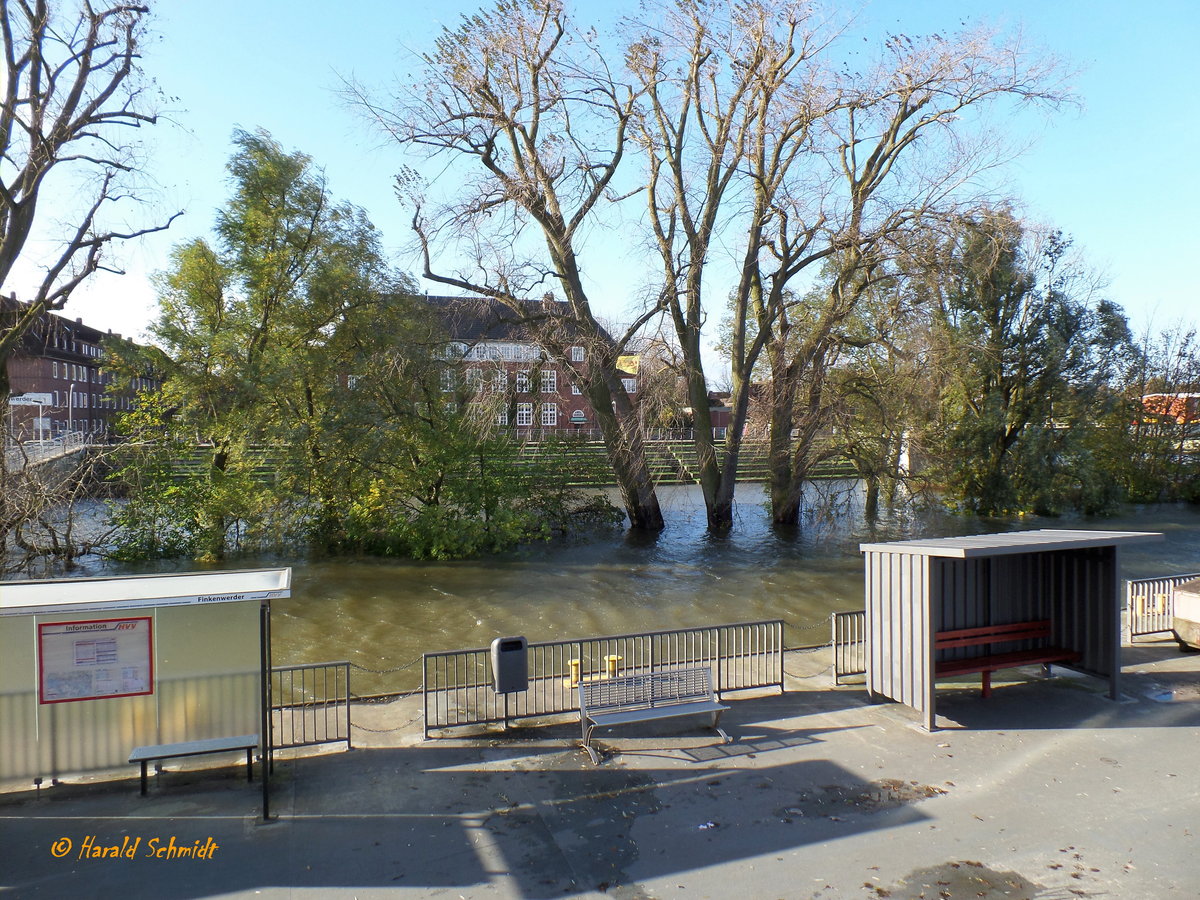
935, 620, 1051, 650
129, 734, 259, 763
579, 668, 729, 763
933, 619, 1079, 699
588, 700, 727, 729
129, 734, 259, 796
936, 647, 1079, 676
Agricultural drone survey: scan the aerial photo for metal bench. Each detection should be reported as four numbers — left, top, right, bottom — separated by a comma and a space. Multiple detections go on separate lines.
579, 668, 730, 764
934, 620, 1080, 698
129, 734, 259, 796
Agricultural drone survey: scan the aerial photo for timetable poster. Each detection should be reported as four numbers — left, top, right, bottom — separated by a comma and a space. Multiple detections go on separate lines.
38, 617, 154, 704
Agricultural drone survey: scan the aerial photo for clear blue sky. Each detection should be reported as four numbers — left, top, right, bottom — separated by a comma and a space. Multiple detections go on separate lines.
50, 0, 1200, 345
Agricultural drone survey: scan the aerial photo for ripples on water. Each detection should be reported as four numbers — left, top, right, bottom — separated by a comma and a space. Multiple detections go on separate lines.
267, 482, 1200, 689
13, 483, 1200, 692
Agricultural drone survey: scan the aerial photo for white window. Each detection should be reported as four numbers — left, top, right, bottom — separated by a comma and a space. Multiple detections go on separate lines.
51, 361, 58, 378
495, 408, 509, 426
541, 369, 556, 393
441, 368, 456, 392
347, 375, 360, 390
570, 345, 585, 362
516, 402, 533, 426
493, 370, 508, 392
622, 378, 637, 394
541, 403, 558, 426
572, 383, 582, 395
466, 368, 484, 391
516, 371, 530, 392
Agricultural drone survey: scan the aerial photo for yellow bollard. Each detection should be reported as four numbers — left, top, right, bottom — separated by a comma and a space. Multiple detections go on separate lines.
605, 655, 623, 678
568, 658, 581, 687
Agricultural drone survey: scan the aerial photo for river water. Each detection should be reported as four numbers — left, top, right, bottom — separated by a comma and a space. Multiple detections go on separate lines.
270, 482, 1200, 693
17, 482, 1200, 694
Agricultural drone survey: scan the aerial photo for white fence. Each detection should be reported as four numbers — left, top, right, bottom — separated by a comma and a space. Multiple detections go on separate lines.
1127, 573, 1200, 638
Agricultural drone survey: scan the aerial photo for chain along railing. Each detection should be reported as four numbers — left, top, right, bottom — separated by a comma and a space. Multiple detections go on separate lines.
831, 610, 867, 684
1127, 573, 1200, 638
422, 620, 785, 738
271, 661, 352, 750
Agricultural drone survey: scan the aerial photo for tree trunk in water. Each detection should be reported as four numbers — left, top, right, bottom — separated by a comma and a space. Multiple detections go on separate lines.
683, 360, 728, 530
588, 378, 663, 531
767, 376, 802, 527
864, 477, 880, 522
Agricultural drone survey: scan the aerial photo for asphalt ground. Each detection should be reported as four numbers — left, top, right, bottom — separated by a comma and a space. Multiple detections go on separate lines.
2, 641, 1198, 899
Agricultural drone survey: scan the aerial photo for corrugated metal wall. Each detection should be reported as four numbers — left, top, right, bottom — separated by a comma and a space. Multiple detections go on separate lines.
0, 602, 260, 782
864, 545, 1121, 730
865, 550, 932, 719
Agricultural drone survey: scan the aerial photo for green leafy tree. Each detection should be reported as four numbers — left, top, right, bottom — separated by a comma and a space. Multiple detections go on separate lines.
109, 129, 618, 560
924, 209, 1130, 515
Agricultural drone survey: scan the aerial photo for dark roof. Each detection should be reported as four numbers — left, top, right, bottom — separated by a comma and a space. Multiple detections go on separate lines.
423, 295, 538, 343
2, 293, 129, 355
422, 294, 614, 347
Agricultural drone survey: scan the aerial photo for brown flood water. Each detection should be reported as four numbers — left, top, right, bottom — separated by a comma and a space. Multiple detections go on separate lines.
268, 483, 1200, 693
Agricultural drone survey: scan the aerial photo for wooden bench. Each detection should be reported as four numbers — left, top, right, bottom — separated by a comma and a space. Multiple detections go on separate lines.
129, 734, 259, 796
579, 668, 730, 764
934, 620, 1080, 698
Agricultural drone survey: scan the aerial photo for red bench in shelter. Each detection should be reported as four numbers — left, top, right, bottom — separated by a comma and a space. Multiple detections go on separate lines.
934, 619, 1080, 698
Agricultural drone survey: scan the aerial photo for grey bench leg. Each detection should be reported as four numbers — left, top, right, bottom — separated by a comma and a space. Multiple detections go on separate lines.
140, 761, 149, 796
246, 748, 254, 782
712, 711, 731, 744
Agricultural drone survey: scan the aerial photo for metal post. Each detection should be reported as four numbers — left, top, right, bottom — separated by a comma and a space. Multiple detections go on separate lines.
259, 599, 271, 821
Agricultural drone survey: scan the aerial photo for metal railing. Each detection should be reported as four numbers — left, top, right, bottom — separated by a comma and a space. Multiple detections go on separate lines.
832, 610, 867, 684
422, 620, 785, 738
271, 661, 352, 750
1127, 573, 1200, 638
3, 430, 95, 471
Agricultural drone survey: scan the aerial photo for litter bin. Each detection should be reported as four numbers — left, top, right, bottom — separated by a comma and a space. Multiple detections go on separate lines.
490, 636, 529, 693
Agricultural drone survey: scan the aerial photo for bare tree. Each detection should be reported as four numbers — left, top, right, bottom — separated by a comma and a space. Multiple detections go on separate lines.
0, 0, 180, 398
758, 27, 1069, 525
354, 0, 665, 529
626, 0, 837, 529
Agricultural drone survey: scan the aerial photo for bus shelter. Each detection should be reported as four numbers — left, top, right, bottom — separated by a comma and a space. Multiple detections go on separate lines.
859, 530, 1161, 730
0, 569, 290, 802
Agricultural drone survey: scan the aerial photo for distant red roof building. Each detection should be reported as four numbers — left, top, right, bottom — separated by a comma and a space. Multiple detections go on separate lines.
1140, 392, 1200, 425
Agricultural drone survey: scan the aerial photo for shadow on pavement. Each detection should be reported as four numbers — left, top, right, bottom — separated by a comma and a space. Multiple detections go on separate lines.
3, 734, 928, 898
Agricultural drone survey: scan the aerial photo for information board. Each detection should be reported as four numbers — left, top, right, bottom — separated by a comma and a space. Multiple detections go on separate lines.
38, 617, 154, 704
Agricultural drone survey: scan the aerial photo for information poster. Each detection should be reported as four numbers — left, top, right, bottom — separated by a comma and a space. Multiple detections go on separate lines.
38, 617, 154, 704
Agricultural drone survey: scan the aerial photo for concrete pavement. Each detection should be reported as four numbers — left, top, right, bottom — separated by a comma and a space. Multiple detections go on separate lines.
2, 641, 1198, 899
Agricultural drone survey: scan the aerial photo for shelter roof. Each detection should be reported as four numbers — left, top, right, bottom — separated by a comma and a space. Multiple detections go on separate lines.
859, 529, 1163, 559
1177, 577, 1200, 596
0, 568, 291, 617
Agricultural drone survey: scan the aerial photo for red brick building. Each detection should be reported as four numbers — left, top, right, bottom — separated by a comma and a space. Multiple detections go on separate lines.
3, 294, 156, 442
426, 295, 637, 435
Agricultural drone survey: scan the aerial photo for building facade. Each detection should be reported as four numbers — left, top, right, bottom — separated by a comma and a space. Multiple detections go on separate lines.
3, 294, 156, 443
426, 295, 636, 435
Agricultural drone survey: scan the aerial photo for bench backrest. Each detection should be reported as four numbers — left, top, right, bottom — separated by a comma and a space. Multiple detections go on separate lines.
935, 619, 1052, 650
581, 668, 714, 715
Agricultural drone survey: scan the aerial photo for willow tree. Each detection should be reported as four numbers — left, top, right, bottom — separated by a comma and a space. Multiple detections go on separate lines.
923, 208, 1128, 515
757, 28, 1069, 526
109, 129, 399, 559
356, 0, 665, 530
